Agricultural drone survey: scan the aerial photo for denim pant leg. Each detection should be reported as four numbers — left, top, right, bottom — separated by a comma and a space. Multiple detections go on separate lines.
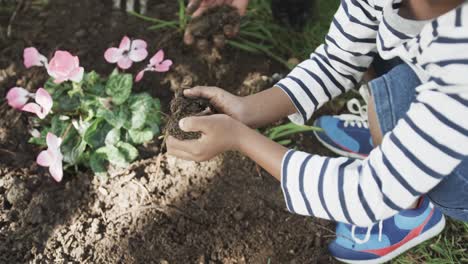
368, 63, 468, 222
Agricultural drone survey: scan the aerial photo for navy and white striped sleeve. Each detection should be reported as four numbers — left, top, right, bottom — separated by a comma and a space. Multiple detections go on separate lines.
276, 0, 381, 125
281, 89, 468, 226
280, 22, 468, 226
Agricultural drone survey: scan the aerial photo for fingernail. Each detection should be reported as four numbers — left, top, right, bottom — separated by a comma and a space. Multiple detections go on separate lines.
179, 118, 186, 129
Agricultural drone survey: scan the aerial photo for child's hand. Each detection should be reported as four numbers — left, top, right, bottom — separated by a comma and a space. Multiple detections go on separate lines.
184, 86, 249, 125
166, 114, 244, 162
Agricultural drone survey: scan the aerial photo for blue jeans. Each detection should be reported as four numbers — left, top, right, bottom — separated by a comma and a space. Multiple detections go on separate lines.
369, 63, 468, 222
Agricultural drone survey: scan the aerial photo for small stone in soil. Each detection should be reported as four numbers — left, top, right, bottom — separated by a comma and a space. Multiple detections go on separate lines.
166, 91, 215, 140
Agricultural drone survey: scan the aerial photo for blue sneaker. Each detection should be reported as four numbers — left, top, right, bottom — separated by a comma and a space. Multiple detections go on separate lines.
314, 86, 374, 159
314, 105, 373, 160
329, 197, 446, 264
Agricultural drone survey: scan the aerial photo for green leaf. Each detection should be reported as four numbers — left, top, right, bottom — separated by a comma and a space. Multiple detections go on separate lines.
84, 119, 112, 149
50, 116, 70, 136
55, 93, 81, 112
116, 142, 138, 162
96, 145, 129, 167
128, 128, 153, 144
28, 129, 50, 146
83, 71, 106, 96
61, 128, 87, 165
96, 105, 130, 129
90, 151, 108, 177
127, 93, 153, 129
105, 73, 133, 105
105, 128, 121, 146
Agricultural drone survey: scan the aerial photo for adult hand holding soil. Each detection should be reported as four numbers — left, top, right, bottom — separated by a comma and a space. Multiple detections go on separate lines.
184, 0, 249, 46
166, 114, 244, 162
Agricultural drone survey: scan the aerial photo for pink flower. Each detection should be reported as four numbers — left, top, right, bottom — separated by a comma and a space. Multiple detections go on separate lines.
104, 36, 148, 70
135, 50, 172, 82
47, 51, 84, 84
21, 88, 53, 119
23, 47, 48, 69
6, 87, 32, 109
37, 133, 63, 182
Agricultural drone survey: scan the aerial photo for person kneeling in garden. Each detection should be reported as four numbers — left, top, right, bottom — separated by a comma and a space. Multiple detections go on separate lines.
168, 0, 468, 263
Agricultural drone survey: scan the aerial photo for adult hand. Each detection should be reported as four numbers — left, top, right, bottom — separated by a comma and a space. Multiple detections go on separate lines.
184, 0, 249, 46
166, 114, 245, 162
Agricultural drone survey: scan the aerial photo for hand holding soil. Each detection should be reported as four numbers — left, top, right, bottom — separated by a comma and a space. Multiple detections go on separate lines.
184, 1, 247, 50
167, 114, 245, 162
166, 91, 215, 140
184, 86, 248, 124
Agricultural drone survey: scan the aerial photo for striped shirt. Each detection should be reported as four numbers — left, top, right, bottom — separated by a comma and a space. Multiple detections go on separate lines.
277, 0, 468, 226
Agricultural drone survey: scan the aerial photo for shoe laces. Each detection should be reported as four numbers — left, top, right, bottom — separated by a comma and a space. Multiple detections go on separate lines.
337, 85, 370, 129
351, 220, 384, 244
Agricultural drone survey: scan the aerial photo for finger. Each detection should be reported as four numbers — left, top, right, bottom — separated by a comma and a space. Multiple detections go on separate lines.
184, 29, 195, 45
184, 86, 221, 99
179, 116, 211, 133
167, 136, 203, 157
191, 5, 209, 18
186, 0, 202, 15
231, 0, 249, 16
167, 147, 196, 161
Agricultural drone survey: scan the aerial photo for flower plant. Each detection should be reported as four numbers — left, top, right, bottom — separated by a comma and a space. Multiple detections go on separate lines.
6, 36, 172, 181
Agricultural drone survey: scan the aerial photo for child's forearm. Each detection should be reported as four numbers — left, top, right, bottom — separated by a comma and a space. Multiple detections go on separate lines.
241, 87, 297, 128
235, 123, 288, 181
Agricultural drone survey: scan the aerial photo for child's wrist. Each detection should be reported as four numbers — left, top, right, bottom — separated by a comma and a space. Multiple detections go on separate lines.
231, 120, 252, 152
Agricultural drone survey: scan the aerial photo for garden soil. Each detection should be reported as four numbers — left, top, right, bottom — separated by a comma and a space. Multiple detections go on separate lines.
0, 0, 340, 263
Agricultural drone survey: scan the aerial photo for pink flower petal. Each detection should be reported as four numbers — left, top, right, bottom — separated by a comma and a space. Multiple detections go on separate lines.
69, 67, 84, 83
129, 48, 148, 62
155, 59, 173, 72
131, 39, 147, 50
150, 50, 164, 65
21, 102, 42, 117
53, 76, 67, 84
49, 156, 63, 182
6, 87, 30, 109
24, 47, 45, 68
46, 132, 62, 150
73, 55, 80, 68
117, 57, 133, 70
135, 70, 146, 82
37, 150, 53, 167
49, 51, 75, 76
104, 47, 123, 63
119, 36, 131, 51
35, 88, 53, 115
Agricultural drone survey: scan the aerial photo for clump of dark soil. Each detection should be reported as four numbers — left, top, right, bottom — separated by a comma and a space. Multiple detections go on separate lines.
187, 5, 241, 51
166, 91, 215, 140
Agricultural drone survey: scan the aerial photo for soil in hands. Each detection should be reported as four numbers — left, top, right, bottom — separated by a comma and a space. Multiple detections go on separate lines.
188, 5, 241, 51
166, 91, 214, 140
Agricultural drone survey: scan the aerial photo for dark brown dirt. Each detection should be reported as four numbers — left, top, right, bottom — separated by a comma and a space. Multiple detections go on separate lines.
187, 5, 241, 51
0, 0, 337, 263
166, 91, 214, 140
